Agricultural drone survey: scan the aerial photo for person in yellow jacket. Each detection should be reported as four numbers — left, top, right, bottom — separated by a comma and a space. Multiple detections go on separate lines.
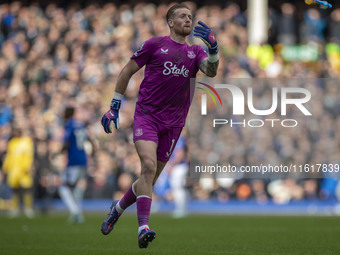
2, 128, 35, 218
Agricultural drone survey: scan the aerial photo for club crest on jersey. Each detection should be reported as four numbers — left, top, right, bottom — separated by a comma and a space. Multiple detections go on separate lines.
187, 50, 196, 59
135, 128, 143, 137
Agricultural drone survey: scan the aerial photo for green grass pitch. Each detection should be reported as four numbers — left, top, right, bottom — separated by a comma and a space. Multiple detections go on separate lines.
1, 213, 340, 255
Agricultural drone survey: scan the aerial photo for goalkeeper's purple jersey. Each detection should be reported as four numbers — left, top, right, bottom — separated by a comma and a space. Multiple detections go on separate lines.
131, 36, 207, 127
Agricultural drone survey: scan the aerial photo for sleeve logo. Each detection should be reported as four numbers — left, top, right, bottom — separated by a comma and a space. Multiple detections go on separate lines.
134, 42, 145, 57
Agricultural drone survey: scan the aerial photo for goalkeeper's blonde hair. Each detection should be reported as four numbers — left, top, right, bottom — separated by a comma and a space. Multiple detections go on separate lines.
166, 3, 191, 27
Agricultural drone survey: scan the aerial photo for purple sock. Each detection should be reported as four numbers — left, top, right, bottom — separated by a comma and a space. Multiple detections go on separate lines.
118, 185, 136, 211
137, 196, 152, 227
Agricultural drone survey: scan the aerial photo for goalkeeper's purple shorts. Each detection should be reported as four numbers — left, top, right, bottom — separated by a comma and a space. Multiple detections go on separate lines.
133, 113, 182, 162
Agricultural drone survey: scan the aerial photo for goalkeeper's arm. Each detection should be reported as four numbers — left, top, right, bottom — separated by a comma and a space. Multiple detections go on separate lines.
114, 59, 141, 95
101, 59, 140, 133
194, 21, 219, 77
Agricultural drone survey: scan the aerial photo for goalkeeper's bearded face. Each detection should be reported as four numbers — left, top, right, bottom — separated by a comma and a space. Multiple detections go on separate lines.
170, 8, 192, 36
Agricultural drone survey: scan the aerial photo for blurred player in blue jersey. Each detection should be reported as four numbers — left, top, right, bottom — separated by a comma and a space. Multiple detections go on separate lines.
100, 3, 219, 248
169, 133, 189, 218
59, 106, 94, 224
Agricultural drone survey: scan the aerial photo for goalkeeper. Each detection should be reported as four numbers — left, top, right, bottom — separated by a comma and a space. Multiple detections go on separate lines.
100, 3, 219, 249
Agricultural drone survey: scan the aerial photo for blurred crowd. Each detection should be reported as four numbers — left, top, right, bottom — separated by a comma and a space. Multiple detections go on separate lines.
1, 1, 340, 213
